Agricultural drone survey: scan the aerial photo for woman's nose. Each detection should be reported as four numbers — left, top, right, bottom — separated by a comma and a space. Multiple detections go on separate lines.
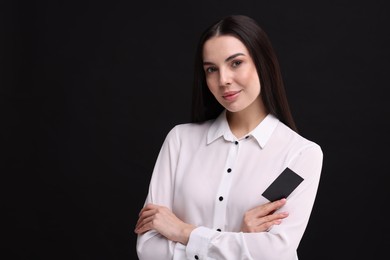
219, 68, 232, 86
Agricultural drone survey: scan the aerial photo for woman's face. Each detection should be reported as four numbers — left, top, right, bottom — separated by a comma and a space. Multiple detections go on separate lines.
202, 35, 261, 113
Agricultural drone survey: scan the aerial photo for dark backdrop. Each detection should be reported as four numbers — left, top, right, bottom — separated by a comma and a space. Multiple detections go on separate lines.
2, 0, 389, 259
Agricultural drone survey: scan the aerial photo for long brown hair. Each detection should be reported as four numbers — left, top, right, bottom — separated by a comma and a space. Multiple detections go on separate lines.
191, 14, 298, 132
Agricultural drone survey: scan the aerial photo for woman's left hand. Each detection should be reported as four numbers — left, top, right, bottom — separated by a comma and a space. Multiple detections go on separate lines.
134, 203, 196, 245
241, 198, 289, 233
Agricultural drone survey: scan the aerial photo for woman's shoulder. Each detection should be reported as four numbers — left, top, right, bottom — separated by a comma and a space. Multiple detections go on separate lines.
276, 121, 322, 152
165, 120, 214, 141
172, 120, 213, 131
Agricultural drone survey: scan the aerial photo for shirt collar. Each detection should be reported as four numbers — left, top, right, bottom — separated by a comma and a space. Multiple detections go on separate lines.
251, 113, 279, 148
207, 110, 279, 148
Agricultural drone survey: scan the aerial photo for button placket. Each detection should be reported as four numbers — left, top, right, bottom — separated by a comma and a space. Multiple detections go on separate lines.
212, 140, 240, 231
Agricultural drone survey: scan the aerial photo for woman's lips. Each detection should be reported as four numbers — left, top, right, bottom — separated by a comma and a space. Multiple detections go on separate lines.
222, 90, 241, 101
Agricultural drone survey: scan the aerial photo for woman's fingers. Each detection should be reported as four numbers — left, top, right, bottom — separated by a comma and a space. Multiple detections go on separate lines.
244, 198, 286, 219
134, 203, 196, 245
134, 215, 154, 234
242, 211, 288, 232
135, 204, 162, 232
241, 199, 289, 233
256, 198, 287, 215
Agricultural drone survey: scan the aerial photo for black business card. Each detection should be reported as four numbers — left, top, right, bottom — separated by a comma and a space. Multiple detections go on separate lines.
262, 167, 304, 202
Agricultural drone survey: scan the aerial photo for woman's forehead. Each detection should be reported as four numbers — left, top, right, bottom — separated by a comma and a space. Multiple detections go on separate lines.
202, 35, 249, 62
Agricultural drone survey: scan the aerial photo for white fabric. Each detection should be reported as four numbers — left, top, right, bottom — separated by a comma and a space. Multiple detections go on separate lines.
136, 111, 323, 260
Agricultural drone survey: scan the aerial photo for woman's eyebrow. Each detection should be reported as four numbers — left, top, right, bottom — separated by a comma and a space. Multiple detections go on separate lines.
225, 53, 245, 62
203, 53, 246, 66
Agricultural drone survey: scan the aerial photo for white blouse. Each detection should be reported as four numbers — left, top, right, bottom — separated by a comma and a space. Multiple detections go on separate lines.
136, 111, 323, 260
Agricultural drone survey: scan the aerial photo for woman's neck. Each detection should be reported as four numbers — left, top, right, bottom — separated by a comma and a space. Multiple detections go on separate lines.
226, 104, 268, 139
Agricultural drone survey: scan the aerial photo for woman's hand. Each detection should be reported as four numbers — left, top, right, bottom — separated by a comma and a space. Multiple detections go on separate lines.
134, 203, 196, 245
241, 198, 289, 233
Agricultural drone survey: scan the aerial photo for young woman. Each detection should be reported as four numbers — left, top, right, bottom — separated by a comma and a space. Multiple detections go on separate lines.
135, 14, 323, 259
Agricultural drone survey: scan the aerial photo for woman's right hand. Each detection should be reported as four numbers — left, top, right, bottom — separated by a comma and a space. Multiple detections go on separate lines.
134, 203, 196, 245
240, 198, 289, 233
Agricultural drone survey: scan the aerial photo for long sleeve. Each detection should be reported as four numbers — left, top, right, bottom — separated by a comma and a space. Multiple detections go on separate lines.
136, 127, 181, 259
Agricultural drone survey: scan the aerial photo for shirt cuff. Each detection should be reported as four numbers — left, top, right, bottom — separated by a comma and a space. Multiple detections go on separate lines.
186, 226, 217, 260
173, 243, 187, 260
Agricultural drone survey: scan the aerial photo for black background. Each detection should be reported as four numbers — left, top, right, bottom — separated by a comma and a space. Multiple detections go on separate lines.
2, 0, 389, 259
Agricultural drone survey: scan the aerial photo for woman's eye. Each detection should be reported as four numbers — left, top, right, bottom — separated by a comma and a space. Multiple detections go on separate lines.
205, 67, 217, 73
232, 60, 242, 67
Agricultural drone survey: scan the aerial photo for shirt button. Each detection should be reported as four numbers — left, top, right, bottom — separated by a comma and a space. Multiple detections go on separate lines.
217, 228, 221, 232
219, 196, 223, 201
234, 141, 238, 145
194, 255, 199, 259
227, 168, 232, 173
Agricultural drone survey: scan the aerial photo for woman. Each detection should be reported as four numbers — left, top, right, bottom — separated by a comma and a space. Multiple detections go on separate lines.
135, 14, 323, 259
